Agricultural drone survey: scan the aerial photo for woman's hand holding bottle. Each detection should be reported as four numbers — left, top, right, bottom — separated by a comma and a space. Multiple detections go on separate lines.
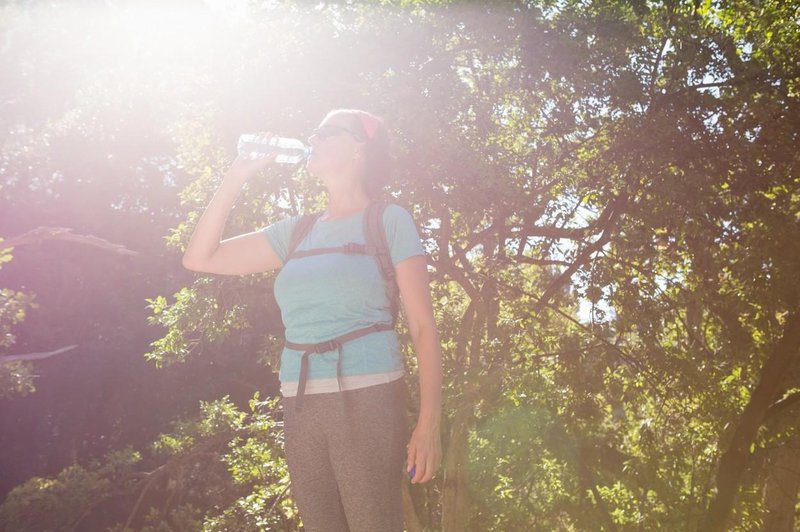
225, 132, 279, 184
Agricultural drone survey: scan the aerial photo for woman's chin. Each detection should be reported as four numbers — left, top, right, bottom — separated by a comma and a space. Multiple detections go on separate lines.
306, 160, 336, 182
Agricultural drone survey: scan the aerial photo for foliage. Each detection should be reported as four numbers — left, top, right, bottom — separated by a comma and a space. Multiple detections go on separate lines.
0, 394, 297, 532
0, 448, 141, 531
1, 0, 799, 530
0, 239, 39, 398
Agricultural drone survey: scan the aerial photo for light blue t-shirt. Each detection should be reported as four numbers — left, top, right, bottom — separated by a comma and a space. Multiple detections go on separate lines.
260, 204, 425, 396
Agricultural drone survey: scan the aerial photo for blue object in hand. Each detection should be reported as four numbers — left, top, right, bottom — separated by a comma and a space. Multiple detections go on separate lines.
409, 465, 416, 479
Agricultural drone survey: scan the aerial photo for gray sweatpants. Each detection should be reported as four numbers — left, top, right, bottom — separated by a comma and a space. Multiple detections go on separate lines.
282, 379, 409, 532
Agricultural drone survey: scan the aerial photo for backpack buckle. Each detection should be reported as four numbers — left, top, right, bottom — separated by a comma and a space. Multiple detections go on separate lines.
343, 242, 366, 254
313, 340, 339, 354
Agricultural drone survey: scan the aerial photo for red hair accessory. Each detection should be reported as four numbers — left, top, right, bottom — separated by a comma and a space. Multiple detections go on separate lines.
357, 112, 379, 140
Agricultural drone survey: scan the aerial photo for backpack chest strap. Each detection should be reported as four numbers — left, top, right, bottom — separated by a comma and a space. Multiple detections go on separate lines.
286, 242, 381, 261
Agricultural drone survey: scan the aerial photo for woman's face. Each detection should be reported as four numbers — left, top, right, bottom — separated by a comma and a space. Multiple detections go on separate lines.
305, 113, 366, 182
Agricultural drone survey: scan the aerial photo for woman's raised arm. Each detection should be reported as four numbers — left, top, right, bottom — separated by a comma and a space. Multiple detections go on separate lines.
182, 153, 283, 276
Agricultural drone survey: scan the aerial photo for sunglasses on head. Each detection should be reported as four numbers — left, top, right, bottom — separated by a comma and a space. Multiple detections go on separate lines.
312, 124, 366, 142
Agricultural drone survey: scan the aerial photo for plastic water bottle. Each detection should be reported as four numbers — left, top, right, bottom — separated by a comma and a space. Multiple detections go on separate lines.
237, 134, 311, 164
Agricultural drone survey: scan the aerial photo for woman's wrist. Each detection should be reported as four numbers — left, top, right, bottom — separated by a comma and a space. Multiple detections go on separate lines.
222, 164, 253, 186
416, 410, 442, 430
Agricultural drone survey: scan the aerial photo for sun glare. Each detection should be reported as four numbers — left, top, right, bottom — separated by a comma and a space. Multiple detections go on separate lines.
31, 1, 255, 83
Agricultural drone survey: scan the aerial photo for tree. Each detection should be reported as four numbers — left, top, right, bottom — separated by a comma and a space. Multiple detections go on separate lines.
1, 0, 799, 530
0, 227, 137, 397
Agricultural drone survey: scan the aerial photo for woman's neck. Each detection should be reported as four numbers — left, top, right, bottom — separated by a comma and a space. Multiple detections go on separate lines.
324, 185, 370, 220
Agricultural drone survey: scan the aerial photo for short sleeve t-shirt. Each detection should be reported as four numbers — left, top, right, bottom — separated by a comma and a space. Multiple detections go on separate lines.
260, 204, 425, 396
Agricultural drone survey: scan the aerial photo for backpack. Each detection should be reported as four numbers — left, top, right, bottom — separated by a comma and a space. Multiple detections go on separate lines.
279, 200, 402, 409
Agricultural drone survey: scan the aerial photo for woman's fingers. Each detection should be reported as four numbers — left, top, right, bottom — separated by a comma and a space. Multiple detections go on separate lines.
231, 130, 279, 172
406, 431, 441, 484
409, 452, 424, 483
424, 451, 438, 482
406, 443, 417, 478
413, 450, 436, 483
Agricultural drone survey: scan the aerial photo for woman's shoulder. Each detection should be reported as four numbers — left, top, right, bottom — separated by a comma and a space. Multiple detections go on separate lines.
381, 202, 415, 221
260, 212, 306, 233
378, 202, 422, 236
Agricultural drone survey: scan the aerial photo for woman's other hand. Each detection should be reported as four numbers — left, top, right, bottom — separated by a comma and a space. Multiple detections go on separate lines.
406, 419, 441, 483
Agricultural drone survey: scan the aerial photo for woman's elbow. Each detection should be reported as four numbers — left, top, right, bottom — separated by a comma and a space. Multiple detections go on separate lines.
181, 260, 193, 272
181, 253, 205, 272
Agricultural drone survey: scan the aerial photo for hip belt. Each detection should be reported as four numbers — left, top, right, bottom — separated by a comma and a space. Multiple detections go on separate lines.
284, 323, 394, 410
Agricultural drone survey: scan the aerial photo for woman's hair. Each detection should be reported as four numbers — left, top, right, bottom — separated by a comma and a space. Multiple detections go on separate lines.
326, 109, 392, 199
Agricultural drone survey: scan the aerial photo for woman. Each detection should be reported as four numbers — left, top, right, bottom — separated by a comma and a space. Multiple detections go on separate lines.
182, 109, 442, 531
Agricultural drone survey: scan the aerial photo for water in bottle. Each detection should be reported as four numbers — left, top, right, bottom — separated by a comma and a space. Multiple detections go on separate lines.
237, 134, 311, 164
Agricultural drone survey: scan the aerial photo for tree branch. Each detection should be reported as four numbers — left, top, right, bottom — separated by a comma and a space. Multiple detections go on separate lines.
533, 193, 627, 314
2, 227, 138, 256
765, 390, 800, 422
1, 344, 79, 364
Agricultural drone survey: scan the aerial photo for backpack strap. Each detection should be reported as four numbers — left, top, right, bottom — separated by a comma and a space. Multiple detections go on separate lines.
285, 322, 394, 410
286, 212, 321, 260
282, 203, 400, 325
364, 201, 399, 325
288, 242, 375, 260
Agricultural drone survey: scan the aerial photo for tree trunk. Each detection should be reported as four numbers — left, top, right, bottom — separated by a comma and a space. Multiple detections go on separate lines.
441, 404, 473, 532
402, 481, 424, 532
703, 310, 800, 530
762, 444, 800, 532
